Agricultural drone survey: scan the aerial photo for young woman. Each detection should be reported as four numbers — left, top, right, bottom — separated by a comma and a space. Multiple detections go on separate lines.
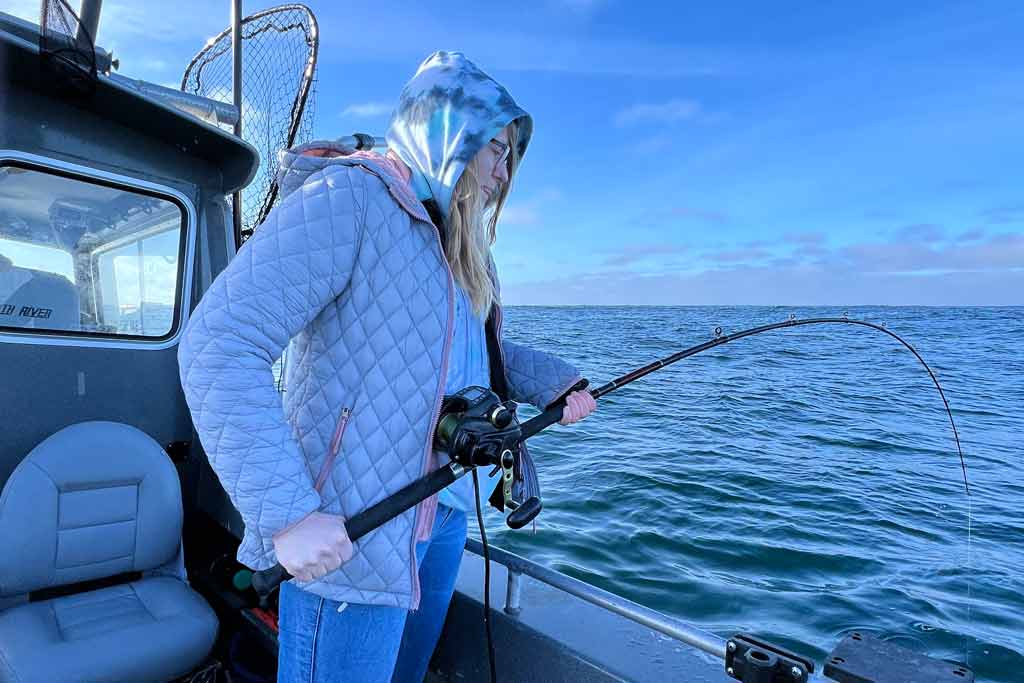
178, 51, 596, 682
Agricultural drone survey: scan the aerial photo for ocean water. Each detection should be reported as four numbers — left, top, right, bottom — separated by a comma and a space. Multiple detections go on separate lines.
478, 306, 1022, 683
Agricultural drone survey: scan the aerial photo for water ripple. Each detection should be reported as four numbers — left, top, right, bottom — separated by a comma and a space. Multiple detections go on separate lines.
479, 306, 1022, 683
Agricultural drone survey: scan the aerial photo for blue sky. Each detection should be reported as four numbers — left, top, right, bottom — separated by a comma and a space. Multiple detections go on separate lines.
8, 0, 1023, 305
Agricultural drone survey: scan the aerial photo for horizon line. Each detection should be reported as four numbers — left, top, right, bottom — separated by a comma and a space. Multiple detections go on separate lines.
501, 303, 1024, 308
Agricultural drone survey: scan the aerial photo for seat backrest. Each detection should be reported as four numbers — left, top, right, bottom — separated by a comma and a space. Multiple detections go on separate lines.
0, 264, 81, 332
0, 421, 182, 597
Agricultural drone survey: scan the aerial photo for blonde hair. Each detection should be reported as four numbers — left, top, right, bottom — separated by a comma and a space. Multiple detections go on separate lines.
446, 122, 520, 318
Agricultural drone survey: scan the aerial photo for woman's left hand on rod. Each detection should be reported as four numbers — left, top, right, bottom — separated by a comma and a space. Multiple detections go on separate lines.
558, 390, 597, 426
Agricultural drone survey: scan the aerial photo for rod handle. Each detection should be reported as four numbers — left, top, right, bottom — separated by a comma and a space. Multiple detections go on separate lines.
251, 563, 289, 598
252, 465, 461, 598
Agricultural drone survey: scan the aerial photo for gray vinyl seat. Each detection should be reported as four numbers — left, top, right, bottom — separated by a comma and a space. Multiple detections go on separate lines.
0, 421, 218, 682
0, 265, 81, 332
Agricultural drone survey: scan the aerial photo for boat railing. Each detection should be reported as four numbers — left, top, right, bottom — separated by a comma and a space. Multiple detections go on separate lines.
463, 536, 726, 660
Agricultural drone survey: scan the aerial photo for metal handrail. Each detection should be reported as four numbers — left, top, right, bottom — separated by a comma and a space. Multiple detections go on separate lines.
463, 537, 726, 660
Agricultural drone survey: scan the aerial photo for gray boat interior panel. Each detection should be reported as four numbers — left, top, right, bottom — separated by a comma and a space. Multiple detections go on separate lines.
0, 156, 199, 490
3, 88, 227, 207
0, 341, 192, 486
0, 49, 243, 531
0, 13, 259, 195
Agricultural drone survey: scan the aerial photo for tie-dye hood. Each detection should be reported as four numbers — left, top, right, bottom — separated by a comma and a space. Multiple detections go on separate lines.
385, 51, 533, 223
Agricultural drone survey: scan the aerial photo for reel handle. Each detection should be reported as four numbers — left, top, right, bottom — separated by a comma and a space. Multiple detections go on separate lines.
519, 378, 591, 440
506, 496, 542, 528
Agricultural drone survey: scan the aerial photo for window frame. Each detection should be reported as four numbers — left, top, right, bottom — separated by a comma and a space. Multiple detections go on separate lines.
0, 150, 197, 350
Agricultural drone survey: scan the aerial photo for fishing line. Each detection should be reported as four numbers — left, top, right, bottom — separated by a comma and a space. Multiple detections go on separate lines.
580, 314, 973, 665
472, 468, 498, 683
588, 315, 969, 496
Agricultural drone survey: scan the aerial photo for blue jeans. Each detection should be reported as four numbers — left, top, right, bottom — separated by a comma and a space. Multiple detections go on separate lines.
277, 504, 468, 683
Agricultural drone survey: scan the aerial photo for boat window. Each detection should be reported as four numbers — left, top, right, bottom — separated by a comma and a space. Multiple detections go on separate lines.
0, 163, 185, 339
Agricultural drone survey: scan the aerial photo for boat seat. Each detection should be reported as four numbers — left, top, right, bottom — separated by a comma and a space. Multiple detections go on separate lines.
0, 421, 217, 683
0, 265, 81, 331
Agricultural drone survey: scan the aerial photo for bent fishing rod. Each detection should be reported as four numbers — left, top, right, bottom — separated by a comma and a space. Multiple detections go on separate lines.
252, 314, 968, 598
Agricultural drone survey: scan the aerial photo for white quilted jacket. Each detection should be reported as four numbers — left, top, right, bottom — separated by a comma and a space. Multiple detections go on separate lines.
177, 148, 581, 607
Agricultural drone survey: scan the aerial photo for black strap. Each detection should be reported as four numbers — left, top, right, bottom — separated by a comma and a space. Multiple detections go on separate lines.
485, 306, 511, 402
30, 571, 142, 602
421, 198, 448, 250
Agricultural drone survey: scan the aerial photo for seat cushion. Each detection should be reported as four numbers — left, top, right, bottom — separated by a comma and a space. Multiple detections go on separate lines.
0, 577, 217, 683
0, 421, 185, 597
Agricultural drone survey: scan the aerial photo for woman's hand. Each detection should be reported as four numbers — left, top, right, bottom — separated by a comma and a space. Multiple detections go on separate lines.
272, 511, 354, 582
558, 389, 598, 426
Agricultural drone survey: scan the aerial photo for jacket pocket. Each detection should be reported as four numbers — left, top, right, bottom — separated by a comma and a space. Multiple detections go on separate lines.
314, 404, 353, 493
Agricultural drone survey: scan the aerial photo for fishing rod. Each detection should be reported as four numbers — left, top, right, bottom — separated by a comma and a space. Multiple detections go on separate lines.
251, 314, 973, 683
253, 313, 969, 587
576, 314, 969, 493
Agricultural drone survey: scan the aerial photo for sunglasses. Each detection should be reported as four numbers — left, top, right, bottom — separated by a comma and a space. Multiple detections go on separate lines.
487, 138, 511, 173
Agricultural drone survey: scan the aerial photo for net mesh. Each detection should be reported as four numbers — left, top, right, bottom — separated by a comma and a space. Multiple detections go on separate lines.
39, 0, 97, 97
181, 4, 318, 240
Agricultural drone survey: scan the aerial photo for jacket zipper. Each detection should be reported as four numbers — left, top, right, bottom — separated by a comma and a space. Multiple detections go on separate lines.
410, 223, 456, 610
344, 161, 462, 607
354, 160, 453, 610
314, 406, 352, 493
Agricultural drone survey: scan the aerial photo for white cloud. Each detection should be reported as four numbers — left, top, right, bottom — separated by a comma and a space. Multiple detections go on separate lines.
500, 231, 1024, 305
98, 2, 222, 45
138, 56, 170, 72
503, 263, 1024, 306
319, 13, 721, 79
340, 102, 393, 118
599, 243, 690, 267
499, 204, 539, 226
6, 1, 227, 85
5, 0, 40, 24
536, 188, 564, 201
631, 135, 675, 155
498, 188, 562, 227
615, 99, 701, 127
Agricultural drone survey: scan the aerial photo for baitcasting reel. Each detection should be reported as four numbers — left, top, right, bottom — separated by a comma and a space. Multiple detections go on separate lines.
434, 385, 542, 528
